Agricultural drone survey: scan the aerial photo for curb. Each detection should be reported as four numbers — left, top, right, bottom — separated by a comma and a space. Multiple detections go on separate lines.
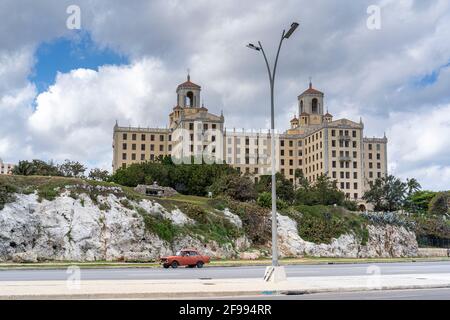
2, 283, 450, 300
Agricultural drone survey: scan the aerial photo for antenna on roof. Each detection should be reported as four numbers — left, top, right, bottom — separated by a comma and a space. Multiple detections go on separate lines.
187, 68, 191, 81
309, 76, 312, 88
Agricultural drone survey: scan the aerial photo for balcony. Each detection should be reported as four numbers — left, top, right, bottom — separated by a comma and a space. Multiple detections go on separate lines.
338, 135, 351, 141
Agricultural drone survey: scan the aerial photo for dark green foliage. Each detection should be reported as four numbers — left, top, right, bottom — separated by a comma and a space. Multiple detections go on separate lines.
285, 205, 369, 245
295, 174, 345, 206
110, 156, 237, 196
222, 199, 271, 245
405, 190, 437, 214
342, 199, 358, 211
88, 168, 111, 182
210, 174, 256, 201
0, 183, 18, 210
256, 173, 295, 203
428, 192, 450, 216
363, 175, 408, 211
12, 159, 86, 177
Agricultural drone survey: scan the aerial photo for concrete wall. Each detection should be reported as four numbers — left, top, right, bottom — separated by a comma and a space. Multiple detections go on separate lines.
418, 248, 450, 257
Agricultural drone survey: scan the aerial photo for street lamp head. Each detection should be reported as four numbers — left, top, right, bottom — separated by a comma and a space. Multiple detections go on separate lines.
246, 43, 261, 51
284, 22, 299, 39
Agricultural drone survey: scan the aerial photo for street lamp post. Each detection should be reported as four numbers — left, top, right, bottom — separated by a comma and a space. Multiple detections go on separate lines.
247, 22, 299, 278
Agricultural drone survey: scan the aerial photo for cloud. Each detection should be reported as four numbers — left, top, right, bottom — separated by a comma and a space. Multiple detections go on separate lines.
0, 0, 449, 190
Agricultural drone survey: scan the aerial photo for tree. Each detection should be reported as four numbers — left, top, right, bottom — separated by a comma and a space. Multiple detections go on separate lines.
255, 173, 295, 203
88, 168, 111, 181
406, 178, 421, 196
58, 160, 86, 177
363, 175, 407, 212
12, 161, 36, 176
428, 192, 450, 216
210, 174, 256, 202
405, 190, 436, 214
294, 174, 345, 206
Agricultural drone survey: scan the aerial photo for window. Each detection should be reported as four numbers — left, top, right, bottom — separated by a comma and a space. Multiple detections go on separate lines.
332, 171, 336, 178
369, 153, 372, 160
353, 162, 357, 169
354, 183, 358, 189
151, 135, 155, 141
289, 140, 293, 147
368, 144, 372, 150
280, 140, 285, 147
131, 153, 136, 160
332, 140, 336, 147
141, 134, 146, 141
377, 153, 381, 160
123, 133, 127, 140
331, 130, 336, 137
377, 162, 381, 169
140, 154, 145, 161
212, 124, 217, 129
280, 150, 284, 156
160, 135, 164, 142
141, 144, 145, 151
189, 123, 194, 130
340, 172, 344, 179
203, 123, 208, 130
150, 144, 154, 151
353, 141, 357, 148
353, 172, 358, 179
332, 161, 336, 168
168, 145, 172, 151
122, 153, 127, 160
132, 144, 136, 150
352, 130, 356, 138
132, 134, 136, 140
332, 150, 336, 157
122, 143, 127, 150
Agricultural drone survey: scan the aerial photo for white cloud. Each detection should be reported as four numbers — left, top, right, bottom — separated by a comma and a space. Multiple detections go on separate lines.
0, 0, 449, 190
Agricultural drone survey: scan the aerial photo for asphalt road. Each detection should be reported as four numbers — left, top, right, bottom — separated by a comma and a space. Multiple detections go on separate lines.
213, 288, 450, 300
0, 261, 449, 281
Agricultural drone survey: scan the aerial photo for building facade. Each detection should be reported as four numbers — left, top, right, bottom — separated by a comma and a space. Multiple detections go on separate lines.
112, 77, 388, 203
0, 160, 15, 175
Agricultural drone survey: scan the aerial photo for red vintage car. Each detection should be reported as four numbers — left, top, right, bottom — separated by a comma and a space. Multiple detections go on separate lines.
161, 249, 210, 268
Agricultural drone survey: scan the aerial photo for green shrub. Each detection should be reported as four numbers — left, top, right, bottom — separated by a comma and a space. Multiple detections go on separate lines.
0, 183, 18, 210
257, 192, 271, 208
120, 199, 134, 210
287, 205, 369, 245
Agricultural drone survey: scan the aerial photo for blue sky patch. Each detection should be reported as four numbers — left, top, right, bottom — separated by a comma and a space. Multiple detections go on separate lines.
414, 60, 450, 87
29, 31, 128, 93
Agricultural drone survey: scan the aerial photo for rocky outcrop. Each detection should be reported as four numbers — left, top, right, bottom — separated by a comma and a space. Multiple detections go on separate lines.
0, 191, 418, 262
277, 214, 418, 258
0, 192, 245, 262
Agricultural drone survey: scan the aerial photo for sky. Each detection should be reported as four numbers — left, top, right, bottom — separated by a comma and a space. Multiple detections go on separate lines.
0, 0, 449, 190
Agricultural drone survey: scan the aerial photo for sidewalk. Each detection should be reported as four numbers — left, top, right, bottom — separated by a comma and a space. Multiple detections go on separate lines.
1, 273, 450, 299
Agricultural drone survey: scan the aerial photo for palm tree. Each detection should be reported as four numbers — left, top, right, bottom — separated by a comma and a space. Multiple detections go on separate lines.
11, 161, 35, 176
406, 178, 421, 195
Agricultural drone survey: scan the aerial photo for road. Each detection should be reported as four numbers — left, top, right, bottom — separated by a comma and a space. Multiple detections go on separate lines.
213, 288, 450, 300
0, 261, 449, 281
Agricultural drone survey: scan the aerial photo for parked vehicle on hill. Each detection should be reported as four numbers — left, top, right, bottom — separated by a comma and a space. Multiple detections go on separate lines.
160, 249, 210, 268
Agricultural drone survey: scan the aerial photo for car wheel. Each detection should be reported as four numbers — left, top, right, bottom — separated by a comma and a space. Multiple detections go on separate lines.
171, 261, 178, 268
196, 261, 204, 268
163, 264, 170, 269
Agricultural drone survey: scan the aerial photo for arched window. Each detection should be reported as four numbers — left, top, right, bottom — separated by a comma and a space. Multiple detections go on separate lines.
300, 100, 304, 114
186, 91, 194, 107
312, 98, 318, 114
